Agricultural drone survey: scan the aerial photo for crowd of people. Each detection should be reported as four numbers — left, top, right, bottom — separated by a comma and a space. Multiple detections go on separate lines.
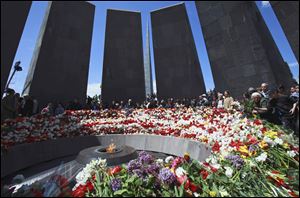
1, 82, 299, 134
1, 90, 39, 121
0, 91, 85, 121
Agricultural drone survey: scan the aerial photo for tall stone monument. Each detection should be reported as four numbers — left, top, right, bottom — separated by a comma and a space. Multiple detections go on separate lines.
1, 1, 32, 97
151, 3, 206, 100
195, 1, 294, 97
270, 1, 299, 62
102, 9, 145, 105
22, 1, 95, 107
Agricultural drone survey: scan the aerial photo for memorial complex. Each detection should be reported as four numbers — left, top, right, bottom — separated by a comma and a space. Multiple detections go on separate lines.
1, 1, 299, 197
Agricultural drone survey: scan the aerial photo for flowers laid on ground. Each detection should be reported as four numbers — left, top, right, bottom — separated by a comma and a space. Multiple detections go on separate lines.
1, 107, 299, 197
2, 165, 73, 197
72, 149, 298, 197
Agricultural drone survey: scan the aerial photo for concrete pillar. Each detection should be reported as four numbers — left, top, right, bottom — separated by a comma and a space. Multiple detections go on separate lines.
270, 1, 299, 62
151, 3, 206, 100
1, 1, 32, 97
102, 9, 145, 105
22, 1, 95, 108
195, 1, 294, 98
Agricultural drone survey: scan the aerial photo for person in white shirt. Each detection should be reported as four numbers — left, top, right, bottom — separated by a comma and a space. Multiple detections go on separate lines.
216, 93, 224, 108
260, 83, 270, 99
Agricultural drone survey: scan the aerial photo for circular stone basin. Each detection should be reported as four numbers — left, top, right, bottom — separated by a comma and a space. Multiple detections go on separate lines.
96, 147, 123, 154
76, 145, 138, 166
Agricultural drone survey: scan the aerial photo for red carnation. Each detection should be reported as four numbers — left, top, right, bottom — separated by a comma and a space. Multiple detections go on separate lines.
253, 119, 262, 125
200, 170, 209, 180
288, 191, 298, 197
72, 185, 85, 197
189, 182, 198, 192
210, 166, 218, 173
212, 141, 221, 153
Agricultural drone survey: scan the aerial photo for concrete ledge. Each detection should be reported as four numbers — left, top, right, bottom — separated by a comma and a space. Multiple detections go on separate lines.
1, 135, 211, 178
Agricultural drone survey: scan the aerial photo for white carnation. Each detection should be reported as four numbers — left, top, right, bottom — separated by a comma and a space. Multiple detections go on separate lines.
175, 167, 187, 177
156, 159, 164, 166
287, 150, 297, 158
274, 138, 283, 145
75, 158, 106, 186
165, 156, 174, 164
224, 166, 233, 178
219, 188, 230, 197
255, 152, 268, 162
242, 172, 247, 178
211, 163, 221, 169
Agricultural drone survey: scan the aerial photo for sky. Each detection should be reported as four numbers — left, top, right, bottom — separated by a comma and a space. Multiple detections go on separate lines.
7, 1, 299, 97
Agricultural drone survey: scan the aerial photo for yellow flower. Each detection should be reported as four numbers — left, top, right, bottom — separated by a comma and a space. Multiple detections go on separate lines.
170, 168, 175, 173
249, 150, 257, 157
238, 145, 249, 155
259, 141, 268, 149
265, 130, 278, 139
209, 191, 217, 197
282, 142, 289, 149
201, 136, 208, 142
184, 152, 190, 161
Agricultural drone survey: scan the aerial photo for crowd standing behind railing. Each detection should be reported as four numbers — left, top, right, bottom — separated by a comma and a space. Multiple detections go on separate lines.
1, 82, 299, 135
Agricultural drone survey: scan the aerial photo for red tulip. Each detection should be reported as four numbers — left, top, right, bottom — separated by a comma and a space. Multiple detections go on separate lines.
85, 181, 94, 192
110, 166, 122, 175
177, 175, 190, 190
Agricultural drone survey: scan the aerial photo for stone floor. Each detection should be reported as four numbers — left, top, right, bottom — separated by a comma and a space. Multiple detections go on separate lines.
2, 150, 173, 187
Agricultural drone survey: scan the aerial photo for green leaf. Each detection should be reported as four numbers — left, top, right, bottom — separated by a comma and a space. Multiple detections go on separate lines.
127, 175, 136, 184
162, 190, 171, 197
114, 189, 129, 196
174, 185, 179, 197
134, 178, 143, 186
179, 183, 184, 197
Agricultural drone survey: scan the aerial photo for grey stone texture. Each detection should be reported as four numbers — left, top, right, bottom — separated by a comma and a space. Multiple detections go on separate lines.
195, 1, 294, 98
270, 1, 299, 62
151, 3, 206, 100
1, 134, 211, 178
102, 9, 145, 105
1, 1, 32, 97
22, 1, 95, 108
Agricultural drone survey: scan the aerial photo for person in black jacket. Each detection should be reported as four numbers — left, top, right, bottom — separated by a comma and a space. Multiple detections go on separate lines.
22, 95, 34, 117
268, 88, 296, 131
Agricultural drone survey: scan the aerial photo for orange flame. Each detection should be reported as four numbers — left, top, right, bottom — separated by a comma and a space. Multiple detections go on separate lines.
106, 143, 116, 153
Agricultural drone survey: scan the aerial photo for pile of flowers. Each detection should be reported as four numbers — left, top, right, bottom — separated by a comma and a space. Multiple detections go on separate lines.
1, 107, 299, 196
